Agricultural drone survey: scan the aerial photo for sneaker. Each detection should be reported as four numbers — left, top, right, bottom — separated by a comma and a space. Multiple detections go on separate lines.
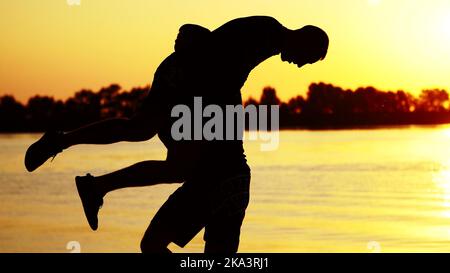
24, 130, 64, 172
75, 174, 103, 231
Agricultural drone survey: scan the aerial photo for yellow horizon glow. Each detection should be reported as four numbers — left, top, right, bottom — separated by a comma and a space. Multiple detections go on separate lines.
1, 0, 450, 102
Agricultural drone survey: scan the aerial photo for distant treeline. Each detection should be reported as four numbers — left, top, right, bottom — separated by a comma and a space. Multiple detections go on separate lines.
1, 82, 450, 132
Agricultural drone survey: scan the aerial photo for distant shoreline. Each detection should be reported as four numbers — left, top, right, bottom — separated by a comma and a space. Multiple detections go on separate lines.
2, 122, 449, 134
2, 82, 450, 133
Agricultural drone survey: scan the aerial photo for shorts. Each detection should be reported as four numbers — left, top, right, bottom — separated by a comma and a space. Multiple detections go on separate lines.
143, 173, 251, 251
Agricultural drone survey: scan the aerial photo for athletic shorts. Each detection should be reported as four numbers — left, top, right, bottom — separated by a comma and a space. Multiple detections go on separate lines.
144, 173, 251, 249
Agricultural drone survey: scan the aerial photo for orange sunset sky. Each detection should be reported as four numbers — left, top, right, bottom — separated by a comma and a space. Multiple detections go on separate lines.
1, 0, 450, 102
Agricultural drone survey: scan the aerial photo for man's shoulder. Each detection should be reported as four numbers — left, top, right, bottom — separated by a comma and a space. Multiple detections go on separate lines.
232, 15, 280, 24
236, 15, 280, 23
153, 53, 179, 79
213, 16, 282, 33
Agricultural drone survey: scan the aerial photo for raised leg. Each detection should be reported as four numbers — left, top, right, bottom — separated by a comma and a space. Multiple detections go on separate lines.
92, 160, 184, 197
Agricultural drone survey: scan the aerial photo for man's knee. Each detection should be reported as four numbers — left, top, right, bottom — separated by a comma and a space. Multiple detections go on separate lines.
140, 231, 171, 253
204, 238, 240, 254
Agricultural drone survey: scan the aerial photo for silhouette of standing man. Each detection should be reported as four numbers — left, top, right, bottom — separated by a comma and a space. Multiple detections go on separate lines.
25, 16, 329, 253
141, 16, 328, 253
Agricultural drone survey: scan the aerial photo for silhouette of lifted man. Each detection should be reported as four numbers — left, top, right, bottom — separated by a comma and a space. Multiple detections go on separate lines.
25, 16, 329, 253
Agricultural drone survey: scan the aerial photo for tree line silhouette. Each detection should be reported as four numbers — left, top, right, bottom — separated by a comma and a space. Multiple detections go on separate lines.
1, 82, 450, 132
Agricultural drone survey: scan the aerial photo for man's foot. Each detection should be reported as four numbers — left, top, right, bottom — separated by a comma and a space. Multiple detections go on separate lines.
76, 174, 103, 231
24, 130, 64, 172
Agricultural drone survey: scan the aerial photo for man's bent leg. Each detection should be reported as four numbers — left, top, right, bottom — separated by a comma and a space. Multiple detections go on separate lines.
93, 160, 184, 198
203, 174, 250, 254
25, 114, 160, 172
140, 228, 172, 253
75, 160, 184, 231
204, 212, 246, 253
61, 116, 157, 149
140, 183, 208, 253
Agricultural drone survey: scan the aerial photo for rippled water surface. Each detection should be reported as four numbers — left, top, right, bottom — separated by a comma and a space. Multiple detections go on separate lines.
1, 126, 450, 252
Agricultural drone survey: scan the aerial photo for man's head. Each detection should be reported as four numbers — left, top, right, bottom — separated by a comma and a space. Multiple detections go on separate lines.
281, 25, 329, 68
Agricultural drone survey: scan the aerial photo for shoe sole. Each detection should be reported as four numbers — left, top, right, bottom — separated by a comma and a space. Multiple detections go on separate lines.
24, 142, 42, 172
76, 178, 98, 231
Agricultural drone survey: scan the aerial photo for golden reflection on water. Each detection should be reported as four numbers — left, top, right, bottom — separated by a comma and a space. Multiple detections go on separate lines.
433, 168, 450, 219
1, 126, 450, 252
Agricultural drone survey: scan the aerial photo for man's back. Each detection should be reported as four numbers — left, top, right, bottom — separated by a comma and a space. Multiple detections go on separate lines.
147, 16, 287, 181
209, 16, 285, 91
191, 16, 287, 180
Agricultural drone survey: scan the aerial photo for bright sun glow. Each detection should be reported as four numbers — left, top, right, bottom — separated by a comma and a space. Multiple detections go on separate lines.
368, 0, 381, 6
1, 1, 450, 102
441, 128, 450, 139
438, 14, 450, 40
